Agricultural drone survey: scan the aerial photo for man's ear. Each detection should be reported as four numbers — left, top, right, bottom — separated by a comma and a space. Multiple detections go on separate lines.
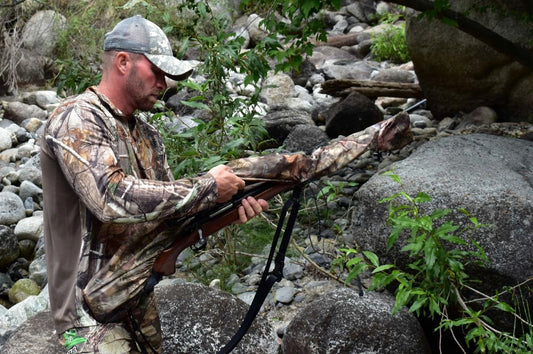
115, 52, 131, 75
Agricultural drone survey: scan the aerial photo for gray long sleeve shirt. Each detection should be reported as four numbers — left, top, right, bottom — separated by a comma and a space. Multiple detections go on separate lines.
41, 86, 218, 334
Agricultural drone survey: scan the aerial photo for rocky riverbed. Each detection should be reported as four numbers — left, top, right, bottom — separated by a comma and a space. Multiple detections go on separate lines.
0, 83, 530, 352
1, 1, 532, 352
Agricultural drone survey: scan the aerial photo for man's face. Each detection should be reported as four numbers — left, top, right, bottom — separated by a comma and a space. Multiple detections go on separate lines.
125, 54, 167, 112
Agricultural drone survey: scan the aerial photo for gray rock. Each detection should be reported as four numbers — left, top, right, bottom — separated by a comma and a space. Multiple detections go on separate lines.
0, 192, 26, 225
34, 235, 46, 259
8, 278, 41, 304
322, 91, 383, 138
345, 0, 377, 23
18, 239, 36, 259
20, 118, 43, 133
283, 125, 330, 154
285, 94, 314, 113
155, 280, 278, 353
371, 68, 416, 83
308, 46, 358, 70
322, 60, 374, 81
275, 286, 297, 304
18, 180, 43, 203
10, 49, 51, 88
226, 273, 240, 288
351, 38, 373, 58
0, 272, 14, 297
409, 113, 433, 128
456, 106, 498, 130
0, 119, 16, 129
406, 0, 533, 122
231, 281, 249, 295
247, 14, 268, 45
3, 102, 47, 125
1, 185, 19, 194
29, 254, 47, 288
283, 258, 304, 281
17, 165, 42, 186
22, 90, 60, 110
15, 128, 31, 144
16, 141, 39, 161
1, 310, 59, 354
0, 164, 16, 183
311, 85, 339, 112
21, 10, 66, 57
292, 59, 319, 87
0, 148, 18, 163
307, 73, 325, 88
332, 18, 349, 34
237, 291, 257, 306
260, 72, 297, 108
282, 288, 430, 353
352, 134, 533, 284
0, 128, 13, 152
438, 117, 458, 131
22, 153, 41, 170
262, 109, 315, 144
14, 214, 43, 242
307, 252, 331, 267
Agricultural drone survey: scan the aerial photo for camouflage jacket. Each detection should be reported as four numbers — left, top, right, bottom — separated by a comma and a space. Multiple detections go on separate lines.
41, 82, 412, 334
41, 86, 218, 333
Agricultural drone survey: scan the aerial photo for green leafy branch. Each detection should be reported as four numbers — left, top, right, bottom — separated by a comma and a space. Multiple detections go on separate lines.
334, 171, 532, 353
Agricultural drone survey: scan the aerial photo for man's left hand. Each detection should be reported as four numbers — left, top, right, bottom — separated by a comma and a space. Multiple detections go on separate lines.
236, 196, 269, 224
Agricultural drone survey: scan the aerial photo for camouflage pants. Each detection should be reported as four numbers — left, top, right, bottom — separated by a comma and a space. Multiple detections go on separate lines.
61, 292, 161, 353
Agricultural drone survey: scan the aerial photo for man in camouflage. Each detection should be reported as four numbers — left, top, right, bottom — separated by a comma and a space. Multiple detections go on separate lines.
42, 14, 413, 354
41, 16, 268, 353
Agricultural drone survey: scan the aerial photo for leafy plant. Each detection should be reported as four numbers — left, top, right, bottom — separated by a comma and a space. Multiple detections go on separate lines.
183, 215, 279, 291
50, 1, 130, 96
146, 0, 342, 178
257, 0, 341, 73
53, 58, 101, 97
145, 1, 272, 178
334, 171, 533, 353
371, 23, 410, 63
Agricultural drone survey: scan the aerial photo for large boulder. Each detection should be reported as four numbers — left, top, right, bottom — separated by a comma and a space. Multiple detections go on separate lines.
321, 91, 383, 138
261, 109, 315, 145
283, 125, 330, 154
3, 101, 47, 125
1, 280, 279, 353
351, 134, 533, 286
21, 10, 66, 57
281, 287, 430, 353
1, 311, 63, 354
406, 0, 533, 122
155, 280, 278, 353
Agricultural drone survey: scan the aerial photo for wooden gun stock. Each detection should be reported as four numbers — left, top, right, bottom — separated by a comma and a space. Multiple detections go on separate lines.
152, 181, 297, 276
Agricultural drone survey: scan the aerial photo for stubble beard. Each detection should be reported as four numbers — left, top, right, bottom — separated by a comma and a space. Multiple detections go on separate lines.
126, 64, 157, 112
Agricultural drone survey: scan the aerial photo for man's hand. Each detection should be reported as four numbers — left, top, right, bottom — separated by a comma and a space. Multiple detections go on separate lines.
236, 196, 269, 224
208, 165, 245, 203
207, 165, 269, 223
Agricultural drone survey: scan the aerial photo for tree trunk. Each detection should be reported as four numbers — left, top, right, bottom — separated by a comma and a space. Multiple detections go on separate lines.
321, 79, 424, 99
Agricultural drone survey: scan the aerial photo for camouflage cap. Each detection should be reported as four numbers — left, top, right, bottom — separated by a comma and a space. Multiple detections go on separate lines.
104, 15, 193, 81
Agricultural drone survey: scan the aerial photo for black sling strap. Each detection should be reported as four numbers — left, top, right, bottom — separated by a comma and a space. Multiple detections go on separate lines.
217, 184, 303, 354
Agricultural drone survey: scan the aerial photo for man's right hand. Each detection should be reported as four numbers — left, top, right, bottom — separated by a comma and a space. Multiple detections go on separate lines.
207, 165, 245, 203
